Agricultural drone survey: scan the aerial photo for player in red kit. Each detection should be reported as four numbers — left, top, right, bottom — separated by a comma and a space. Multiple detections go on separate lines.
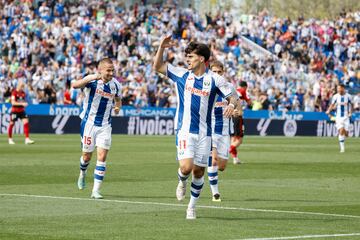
230, 81, 251, 164
8, 82, 35, 145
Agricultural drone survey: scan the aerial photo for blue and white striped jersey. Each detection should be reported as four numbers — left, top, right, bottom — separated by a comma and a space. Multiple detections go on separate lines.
80, 78, 122, 127
212, 95, 231, 136
212, 82, 238, 136
167, 64, 233, 136
331, 93, 352, 118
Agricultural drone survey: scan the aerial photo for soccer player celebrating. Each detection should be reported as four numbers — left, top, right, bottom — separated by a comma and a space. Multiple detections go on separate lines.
207, 60, 242, 202
326, 84, 353, 153
153, 36, 238, 219
72, 58, 122, 199
230, 81, 252, 164
8, 81, 35, 145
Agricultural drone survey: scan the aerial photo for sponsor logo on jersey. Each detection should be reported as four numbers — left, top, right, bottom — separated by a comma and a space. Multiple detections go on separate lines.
185, 84, 210, 96
96, 89, 115, 99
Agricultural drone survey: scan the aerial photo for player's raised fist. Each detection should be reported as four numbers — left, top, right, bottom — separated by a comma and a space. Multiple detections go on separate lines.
160, 35, 177, 49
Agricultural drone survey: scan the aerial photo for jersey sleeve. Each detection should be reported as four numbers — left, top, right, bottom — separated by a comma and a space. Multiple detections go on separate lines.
114, 81, 122, 98
214, 75, 233, 99
331, 95, 337, 105
11, 90, 16, 100
166, 64, 188, 83
85, 80, 97, 89
237, 88, 250, 101
229, 83, 239, 99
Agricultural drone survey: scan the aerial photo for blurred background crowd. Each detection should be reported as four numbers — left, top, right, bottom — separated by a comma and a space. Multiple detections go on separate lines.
0, 0, 359, 112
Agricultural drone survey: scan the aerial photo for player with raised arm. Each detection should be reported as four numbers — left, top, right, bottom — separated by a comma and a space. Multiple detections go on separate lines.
153, 36, 238, 219
230, 81, 252, 164
207, 60, 242, 202
326, 84, 353, 153
8, 81, 35, 145
72, 58, 122, 199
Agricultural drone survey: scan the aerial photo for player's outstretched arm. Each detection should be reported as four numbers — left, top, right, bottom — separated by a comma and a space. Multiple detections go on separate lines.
11, 95, 28, 107
233, 99, 243, 117
153, 35, 177, 75
224, 95, 238, 118
348, 102, 353, 118
72, 74, 101, 89
326, 103, 335, 115
114, 96, 122, 115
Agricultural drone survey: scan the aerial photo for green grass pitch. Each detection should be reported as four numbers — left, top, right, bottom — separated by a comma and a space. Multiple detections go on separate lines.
0, 134, 360, 240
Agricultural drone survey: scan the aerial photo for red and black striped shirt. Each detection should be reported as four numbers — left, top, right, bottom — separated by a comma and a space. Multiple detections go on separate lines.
11, 89, 26, 113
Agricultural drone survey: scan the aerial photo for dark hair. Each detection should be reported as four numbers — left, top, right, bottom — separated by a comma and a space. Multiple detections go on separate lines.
185, 42, 211, 62
338, 83, 345, 88
240, 81, 248, 87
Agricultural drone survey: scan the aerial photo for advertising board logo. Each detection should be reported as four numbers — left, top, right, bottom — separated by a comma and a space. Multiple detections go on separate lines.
283, 120, 297, 137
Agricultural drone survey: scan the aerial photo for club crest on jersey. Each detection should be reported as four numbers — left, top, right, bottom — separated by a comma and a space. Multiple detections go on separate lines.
204, 81, 210, 87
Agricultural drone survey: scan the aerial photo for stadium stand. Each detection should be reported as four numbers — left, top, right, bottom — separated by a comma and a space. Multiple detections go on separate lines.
0, 0, 359, 112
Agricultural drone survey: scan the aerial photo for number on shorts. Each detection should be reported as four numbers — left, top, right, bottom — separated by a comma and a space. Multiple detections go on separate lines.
179, 140, 186, 150
83, 136, 92, 145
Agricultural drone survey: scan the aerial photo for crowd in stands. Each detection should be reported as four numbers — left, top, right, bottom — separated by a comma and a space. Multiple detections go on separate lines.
0, 0, 359, 112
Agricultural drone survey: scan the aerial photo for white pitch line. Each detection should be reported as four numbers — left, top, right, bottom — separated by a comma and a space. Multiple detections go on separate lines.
237, 233, 360, 240
1, 193, 360, 220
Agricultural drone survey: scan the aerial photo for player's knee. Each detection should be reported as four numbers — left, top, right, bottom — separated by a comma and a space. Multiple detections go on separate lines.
192, 167, 205, 178
82, 153, 92, 162
180, 165, 192, 175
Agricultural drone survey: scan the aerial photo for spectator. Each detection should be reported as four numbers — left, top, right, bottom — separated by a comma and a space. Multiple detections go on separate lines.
0, 1, 358, 113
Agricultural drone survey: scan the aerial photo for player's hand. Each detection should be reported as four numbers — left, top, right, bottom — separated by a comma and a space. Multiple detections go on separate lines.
94, 73, 102, 80
85, 73, 101, 82
233, 109, 240, 117
114, 106, 120, 115
23, 102, 28, 107
223, 105, 234, 118
160, 35, 177, 49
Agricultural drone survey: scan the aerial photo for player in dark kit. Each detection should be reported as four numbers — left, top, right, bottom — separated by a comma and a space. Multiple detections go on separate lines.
229, 81, 251, 164
8, 81, 35, 145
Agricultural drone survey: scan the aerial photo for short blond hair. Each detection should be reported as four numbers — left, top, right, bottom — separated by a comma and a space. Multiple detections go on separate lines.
98, 58, 113, 68
210, 60, 224, 71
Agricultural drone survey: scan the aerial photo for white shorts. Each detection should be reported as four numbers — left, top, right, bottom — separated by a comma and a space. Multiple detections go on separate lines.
176, 131, 211, 167
336, 117, 350, 131
212, 134, 230, 160
81, 121, 112, 152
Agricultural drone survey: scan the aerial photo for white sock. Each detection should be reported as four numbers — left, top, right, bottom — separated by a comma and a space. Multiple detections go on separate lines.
177, 168, 190, 186
188, 176, 204, 209
338, 135, 345, 150
79, 157, 90, 178
93, 160, 106, 193
207, 166, 219, 196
